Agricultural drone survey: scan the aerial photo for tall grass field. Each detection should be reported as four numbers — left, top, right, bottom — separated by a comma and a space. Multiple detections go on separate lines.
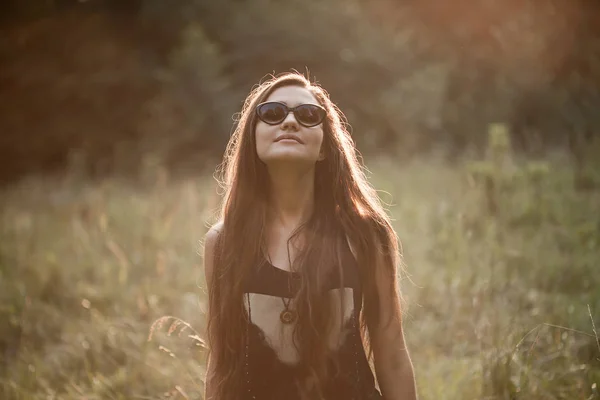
1, 130, 599, 399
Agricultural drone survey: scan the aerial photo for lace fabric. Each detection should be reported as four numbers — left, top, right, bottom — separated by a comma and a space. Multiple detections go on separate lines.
242, 260, 381, 400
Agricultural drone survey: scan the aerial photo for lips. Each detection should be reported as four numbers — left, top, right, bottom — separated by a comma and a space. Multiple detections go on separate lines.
274, 134, 303, 144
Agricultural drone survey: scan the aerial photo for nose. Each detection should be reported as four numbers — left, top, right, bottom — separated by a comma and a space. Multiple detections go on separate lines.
281, 111, 299, 131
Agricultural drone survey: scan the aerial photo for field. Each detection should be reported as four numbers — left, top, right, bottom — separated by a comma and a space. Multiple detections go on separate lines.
1, 139, 599, 399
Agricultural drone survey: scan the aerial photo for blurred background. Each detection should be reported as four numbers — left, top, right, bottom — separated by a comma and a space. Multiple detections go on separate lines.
1, 0, 599, 399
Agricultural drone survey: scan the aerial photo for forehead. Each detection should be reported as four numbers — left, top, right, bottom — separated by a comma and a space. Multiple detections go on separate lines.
265, 85, 319, 106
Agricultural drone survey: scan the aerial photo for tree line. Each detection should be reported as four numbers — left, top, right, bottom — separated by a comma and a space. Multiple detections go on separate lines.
1, 0, 599, 183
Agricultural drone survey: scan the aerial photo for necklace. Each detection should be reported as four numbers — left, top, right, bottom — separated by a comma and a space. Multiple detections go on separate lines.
280, 296, 297, 324
266, 250, 297, 324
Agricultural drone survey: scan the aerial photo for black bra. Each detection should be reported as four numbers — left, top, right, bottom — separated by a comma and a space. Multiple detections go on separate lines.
244, 250, 362, 309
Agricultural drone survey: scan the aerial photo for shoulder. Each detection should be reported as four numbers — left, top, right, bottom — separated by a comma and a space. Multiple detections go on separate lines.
203, 221, 224, 287
204, 221, 224, 248
344, 234, 358, 260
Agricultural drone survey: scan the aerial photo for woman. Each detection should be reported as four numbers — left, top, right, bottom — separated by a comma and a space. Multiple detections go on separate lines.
203, 72, 417, 400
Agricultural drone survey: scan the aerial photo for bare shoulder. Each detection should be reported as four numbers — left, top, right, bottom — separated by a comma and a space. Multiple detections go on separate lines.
205, 221, 224, 245
344, 234, 358, 260
204, 221, 224, 288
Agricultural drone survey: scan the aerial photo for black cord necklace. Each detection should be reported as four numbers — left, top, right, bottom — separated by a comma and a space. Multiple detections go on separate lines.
266, 251, 297, 324
280, 296, 297, 324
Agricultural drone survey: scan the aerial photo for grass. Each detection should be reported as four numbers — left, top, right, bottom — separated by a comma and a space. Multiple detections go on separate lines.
1, 145, 599, 399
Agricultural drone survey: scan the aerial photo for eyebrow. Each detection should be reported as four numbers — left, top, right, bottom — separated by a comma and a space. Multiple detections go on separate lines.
270, 100, 318, 107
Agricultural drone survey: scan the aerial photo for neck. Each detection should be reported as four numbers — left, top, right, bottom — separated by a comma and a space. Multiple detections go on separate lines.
266, 163, 315, 230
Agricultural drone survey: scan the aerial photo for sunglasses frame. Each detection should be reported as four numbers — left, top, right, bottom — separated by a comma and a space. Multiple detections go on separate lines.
255, 101, 326, 128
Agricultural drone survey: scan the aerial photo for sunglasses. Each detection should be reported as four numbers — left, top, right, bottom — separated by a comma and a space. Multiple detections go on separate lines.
256, 102, 326, 127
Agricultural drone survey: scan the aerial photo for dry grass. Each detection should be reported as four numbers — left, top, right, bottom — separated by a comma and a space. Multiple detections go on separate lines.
1, 150, 599, 399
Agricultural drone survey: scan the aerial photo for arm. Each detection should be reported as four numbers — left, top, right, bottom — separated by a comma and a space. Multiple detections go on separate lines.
370, 242, 418, 400
203, 223, 222, 400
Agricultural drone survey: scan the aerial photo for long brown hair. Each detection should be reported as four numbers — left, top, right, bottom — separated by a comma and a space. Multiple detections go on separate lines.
206, 71, 402, 400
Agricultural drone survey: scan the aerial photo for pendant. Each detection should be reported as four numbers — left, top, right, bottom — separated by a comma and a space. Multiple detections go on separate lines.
280, 309, 297, 324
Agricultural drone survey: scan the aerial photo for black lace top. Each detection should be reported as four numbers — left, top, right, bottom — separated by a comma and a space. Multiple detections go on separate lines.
241, 243, 382, 400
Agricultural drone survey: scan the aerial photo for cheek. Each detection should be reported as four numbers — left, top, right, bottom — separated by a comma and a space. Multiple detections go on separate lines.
254, 124, 270, 153
313, 129, 325, 151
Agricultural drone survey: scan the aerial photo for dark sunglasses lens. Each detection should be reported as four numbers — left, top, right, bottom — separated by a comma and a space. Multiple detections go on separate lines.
257, 103, 286, 124
295, 105, 324, 126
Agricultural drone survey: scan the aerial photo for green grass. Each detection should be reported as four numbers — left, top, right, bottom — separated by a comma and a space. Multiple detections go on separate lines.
1, 149, 599, 399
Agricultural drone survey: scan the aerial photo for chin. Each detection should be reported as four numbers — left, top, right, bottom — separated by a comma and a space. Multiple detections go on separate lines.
262, 151, 319, 166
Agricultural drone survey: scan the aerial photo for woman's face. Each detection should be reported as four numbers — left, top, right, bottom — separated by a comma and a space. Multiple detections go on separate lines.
255, 86, 325, 167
